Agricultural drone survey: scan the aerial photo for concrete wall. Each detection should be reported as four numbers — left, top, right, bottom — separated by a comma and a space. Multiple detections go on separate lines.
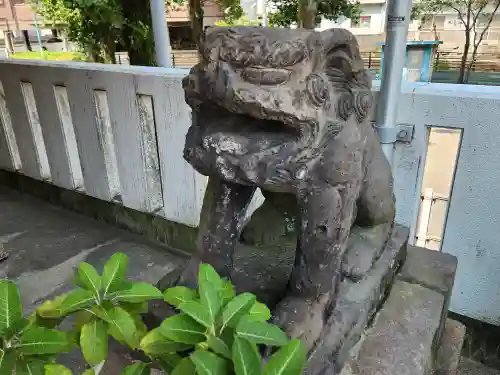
0, 60, 500, 325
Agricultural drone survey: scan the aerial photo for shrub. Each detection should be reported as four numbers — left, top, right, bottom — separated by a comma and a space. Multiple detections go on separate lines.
0, 253, 307, 375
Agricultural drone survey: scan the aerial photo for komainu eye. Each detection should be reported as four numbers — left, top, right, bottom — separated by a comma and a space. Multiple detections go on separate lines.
307, 73, 329, 106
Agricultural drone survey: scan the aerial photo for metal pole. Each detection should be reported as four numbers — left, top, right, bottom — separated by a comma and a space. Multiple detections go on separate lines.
262, 0, 268, 27
150, 0, 173, 68
375, 0, 412, 167
33, 13, 44, 59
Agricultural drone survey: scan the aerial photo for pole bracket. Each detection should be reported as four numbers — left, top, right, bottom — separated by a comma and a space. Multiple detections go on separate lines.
372, 123, 414, 144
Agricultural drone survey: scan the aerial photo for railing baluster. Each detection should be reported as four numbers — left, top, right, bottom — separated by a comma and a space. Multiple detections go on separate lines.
0, 80, 21, 171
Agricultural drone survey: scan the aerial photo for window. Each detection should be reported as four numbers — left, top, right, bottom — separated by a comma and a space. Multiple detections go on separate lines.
11, 0, 25, 4
352, 15, 371, 28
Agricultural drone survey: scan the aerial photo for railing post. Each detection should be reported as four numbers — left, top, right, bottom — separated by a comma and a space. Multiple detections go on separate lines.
416, 188, 434, 248
368, 52, 372, 69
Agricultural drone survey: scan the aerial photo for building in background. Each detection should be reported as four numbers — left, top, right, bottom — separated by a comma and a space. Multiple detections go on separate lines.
315, 0, 500, 52
167, 0, 224, 49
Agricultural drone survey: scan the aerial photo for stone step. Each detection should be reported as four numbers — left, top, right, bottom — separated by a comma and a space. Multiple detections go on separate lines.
340, 246, 458, 375
435, 319, 467, 375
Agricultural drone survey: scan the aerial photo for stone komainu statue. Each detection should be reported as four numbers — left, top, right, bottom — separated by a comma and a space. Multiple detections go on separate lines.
178, 27, 396, 353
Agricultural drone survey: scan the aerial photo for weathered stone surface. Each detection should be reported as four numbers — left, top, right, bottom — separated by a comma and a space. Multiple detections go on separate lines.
305, 225, 408, 374
397, 246, 458, 350
434, 319, 467, 375
398, 245, 458, 297
457, 359, 500, 375
340, 280, 444, 375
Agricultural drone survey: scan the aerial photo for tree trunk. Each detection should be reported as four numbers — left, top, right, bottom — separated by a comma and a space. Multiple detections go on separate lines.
458, 32, 470, 84
297, 0, 317, 29
120, 0, 156, 66
189, 0, 204, 53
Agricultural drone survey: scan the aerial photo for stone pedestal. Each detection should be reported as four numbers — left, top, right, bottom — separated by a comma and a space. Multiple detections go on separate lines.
339, 246, 459, 375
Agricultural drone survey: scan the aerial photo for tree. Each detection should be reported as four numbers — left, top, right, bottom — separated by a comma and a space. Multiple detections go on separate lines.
35, 0, 155, 65
412, 0, 500, 83
174, 0, 242, 51
269, 0, 360, 29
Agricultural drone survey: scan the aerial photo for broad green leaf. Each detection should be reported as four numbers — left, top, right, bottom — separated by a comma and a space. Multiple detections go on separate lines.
108, 282, 162, 303
198, 265, 222, 325
45, 364, 73, 375
157, 353, 182, 373
78, 262, 102, 298
59, 289, 95, 315
221, 293, 256, 331
233, 337, 261, 375
140, 328, 191, 356
102, 252, 129, 297
82, 370, 95, 375
160, 314, 206, 344
37, 294, 68, 319
179, 300, 214, 329
121, 361, 150, 375
219, 279, 235, 306
80, 319, 108, 365
28, 312, 64, 330
99, 306, 138, 348
0, 349, 15, 375
262, 339, 306, 375
236, 320, 288, 346
131, 313, 148, 345
163, 286, 197, 308
207, 335, 231, 359
198, 264, 223, 289
0, 280, 22, 338
73, 310, 94, 331
248, 302, 272, 322
190, 350, 230, 375
18, 326, 72, 355
15, 358, 45, 375
171, 357, 196, 375
121, 301, 149, 314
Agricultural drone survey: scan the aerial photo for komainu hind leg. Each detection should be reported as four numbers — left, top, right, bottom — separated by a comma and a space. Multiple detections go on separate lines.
342, 144, 396, 280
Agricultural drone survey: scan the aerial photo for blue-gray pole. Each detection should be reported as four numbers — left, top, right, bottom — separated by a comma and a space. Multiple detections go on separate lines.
375, 0, 412, 167
150, 0, 173, 67
33, 13, 44, 59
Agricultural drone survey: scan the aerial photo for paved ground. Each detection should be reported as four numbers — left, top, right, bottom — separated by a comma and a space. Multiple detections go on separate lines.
0, 186, 186, 373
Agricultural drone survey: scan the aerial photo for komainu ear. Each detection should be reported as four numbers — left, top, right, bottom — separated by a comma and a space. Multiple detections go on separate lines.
320, 28, 365, 79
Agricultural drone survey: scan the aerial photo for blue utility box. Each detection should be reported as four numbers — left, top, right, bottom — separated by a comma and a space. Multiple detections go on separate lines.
377, 40, 442, 82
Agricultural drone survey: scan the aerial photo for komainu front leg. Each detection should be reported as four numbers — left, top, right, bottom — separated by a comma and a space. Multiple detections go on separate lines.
160, 176, 255, 289
273, 186, 358, 350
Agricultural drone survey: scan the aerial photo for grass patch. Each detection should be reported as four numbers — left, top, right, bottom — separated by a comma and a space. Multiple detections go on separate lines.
10, 51, 87, 62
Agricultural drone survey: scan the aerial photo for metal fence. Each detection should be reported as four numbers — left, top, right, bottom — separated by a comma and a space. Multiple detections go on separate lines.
163, 49, 500, 74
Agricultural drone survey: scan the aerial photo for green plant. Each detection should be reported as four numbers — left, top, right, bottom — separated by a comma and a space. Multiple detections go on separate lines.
0, 253, 306, 374
37, 252, 163, 374
0, 280, 76, 374
149, 263, 307, 374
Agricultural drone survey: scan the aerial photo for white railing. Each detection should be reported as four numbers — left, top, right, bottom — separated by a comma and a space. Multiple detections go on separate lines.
1, 59, 500, 325
0, 59, 206, 227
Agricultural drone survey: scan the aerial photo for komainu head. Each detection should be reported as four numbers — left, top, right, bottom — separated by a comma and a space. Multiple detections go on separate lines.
183, 27, 373, 188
